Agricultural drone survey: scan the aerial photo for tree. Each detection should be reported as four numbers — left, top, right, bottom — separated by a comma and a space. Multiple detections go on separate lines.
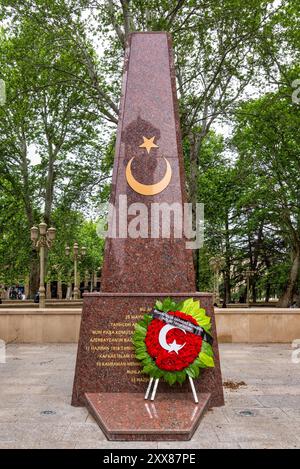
47, 209, 104, 288
0, 16, 110, 295
195, 131, 241, 302
2, 1, 290, 280
1, 1, 299, 301
0, 180, 31, 286
232, 72, 300, 306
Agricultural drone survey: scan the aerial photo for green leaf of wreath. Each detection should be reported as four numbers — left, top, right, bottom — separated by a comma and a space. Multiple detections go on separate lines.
201, 341, 214, 357
155, 297, 178, 313
199, 352, 214, 368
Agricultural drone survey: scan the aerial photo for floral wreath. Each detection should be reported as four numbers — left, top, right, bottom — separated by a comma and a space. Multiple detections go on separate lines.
132, 297, 214, 385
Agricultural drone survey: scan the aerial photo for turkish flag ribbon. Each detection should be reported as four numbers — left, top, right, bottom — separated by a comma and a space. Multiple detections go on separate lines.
150, 309, 213, 346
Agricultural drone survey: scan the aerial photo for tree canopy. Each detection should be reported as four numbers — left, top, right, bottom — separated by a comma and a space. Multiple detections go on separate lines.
0, 0, 299, 305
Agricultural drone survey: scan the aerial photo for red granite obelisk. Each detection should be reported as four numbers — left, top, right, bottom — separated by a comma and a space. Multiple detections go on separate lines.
100, 33, 196, 293
72, 32, 224, 441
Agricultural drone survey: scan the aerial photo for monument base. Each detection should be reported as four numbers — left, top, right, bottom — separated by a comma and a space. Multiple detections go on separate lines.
85, 392, 211, 441
72, 292, 224, 408
72, 292, 224, 440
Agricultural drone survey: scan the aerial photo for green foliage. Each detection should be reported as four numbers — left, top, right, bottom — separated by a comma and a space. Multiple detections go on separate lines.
0, 0, 299, 306
231, 75, 300, 305
155, 297, 177, 313
0, 5, 110, 288
0, 186, 31, 284
47, 210, 104, 282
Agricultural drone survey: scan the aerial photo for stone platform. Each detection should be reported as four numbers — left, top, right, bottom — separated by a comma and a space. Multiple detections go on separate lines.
85, 392, 210, 441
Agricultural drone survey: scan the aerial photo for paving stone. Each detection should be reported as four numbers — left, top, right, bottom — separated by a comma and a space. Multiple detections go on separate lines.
223, 406, 288, 421
224, 394, 264, 408
281, 408, 300, 420
75, 442, 159, 449
62, 422, 106, 442
256, 395, 300, 409
0, 440, 77, 449
214, 421, 300, 445
0, 422, 69, 442
157, 440, 240, 449
239, 440, 300, 449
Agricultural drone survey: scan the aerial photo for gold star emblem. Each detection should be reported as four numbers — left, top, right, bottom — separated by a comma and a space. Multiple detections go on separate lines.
139, 136, 158, 154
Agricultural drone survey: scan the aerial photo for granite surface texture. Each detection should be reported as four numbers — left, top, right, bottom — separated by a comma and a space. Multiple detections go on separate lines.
85, 392, 211, 441
100, 32, 195, 293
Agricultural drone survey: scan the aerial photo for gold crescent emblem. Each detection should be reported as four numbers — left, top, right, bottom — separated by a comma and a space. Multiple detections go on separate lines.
125, 156, 172, 196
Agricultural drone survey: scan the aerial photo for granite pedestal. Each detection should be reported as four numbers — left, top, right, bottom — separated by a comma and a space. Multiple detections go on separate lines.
85, 392, 211, 441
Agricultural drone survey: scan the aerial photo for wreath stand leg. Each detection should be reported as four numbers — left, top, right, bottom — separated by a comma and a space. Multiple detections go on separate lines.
151, 378, 159, 401
145, 377, 198, 404
144, 377, 154, 400
188, 376, 199, 404
145, 377, 160, 401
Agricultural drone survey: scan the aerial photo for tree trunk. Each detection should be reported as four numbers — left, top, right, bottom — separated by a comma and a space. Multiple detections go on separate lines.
188, 133, 200, 288
252, 278, 257, 303
19, 128, 39, 298
224, 211, 231, 303
265, 283, 271, 303
278, 246, 300, 307
263, 253, 271, 303
44, 147, 54, 227
224, 270, 231, 304
121, 0, 134, 42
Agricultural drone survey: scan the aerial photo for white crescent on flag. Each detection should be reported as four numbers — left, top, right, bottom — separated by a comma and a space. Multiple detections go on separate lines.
158, 324, 186, 354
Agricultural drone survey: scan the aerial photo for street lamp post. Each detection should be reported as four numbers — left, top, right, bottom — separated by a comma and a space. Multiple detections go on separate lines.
65, 243, 86, 300
30, 222, 56, 308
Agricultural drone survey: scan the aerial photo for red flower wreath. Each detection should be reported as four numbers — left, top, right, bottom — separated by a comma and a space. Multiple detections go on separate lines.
145, 311, 203, 371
